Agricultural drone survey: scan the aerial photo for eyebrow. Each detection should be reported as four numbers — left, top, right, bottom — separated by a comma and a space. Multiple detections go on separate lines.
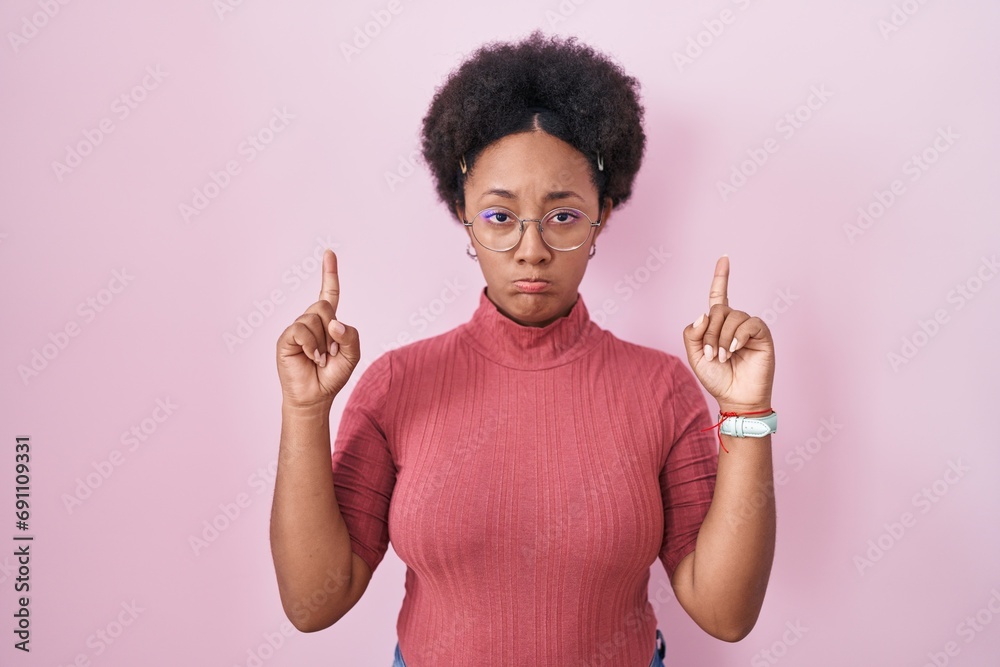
478, 188, 585, 204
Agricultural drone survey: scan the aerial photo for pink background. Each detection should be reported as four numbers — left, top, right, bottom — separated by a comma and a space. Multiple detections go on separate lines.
2, 1, 999, 665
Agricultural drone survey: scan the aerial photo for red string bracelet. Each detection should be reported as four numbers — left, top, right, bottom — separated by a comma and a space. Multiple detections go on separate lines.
700, 408, 774, 453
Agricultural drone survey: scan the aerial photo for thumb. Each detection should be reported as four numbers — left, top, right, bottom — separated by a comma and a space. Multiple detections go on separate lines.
682, 312, 708, 366
327, 319, 361, 366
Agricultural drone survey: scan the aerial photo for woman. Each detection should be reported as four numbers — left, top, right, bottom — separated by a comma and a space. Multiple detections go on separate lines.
270, 31, 776, 666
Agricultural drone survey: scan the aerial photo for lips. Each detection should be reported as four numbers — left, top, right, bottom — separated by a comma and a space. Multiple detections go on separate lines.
513, 279, 550, 293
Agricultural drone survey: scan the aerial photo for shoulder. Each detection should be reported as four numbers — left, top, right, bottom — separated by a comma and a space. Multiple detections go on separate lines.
599, 328, 686, 377
597, 330, 704, 410
380, 321, 467, 364
349, 324, 467, 389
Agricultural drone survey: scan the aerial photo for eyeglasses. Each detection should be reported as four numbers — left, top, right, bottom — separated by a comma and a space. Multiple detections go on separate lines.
462, 203, 603, 252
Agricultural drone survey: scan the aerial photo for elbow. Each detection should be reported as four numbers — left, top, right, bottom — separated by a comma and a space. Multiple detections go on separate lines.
279, 588, 348, 634
712, 621, 755, 643
284, 604, 342, 634
290, 618, 333, 634
709, 610, 761, 643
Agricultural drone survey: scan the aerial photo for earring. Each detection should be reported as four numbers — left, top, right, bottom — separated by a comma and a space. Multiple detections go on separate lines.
467, 243, 478, 261
588, 243, 597, 260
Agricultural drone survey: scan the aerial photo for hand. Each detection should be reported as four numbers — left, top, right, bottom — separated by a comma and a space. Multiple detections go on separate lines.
682, 255, 775, 413
276, 249, 362, 411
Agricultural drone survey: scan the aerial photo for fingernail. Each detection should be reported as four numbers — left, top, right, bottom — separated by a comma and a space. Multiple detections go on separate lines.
693, 313, 705, 328
319, 353, 327, 367
718, 346, 726, 363
729, 338, 739, 353
329, 341, 339, 357
313, 348, 321, 363
330, 320, 346, 335
704, 344, 713, 360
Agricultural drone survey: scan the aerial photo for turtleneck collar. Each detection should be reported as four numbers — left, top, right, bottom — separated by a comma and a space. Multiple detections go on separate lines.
458, 286, 605, 370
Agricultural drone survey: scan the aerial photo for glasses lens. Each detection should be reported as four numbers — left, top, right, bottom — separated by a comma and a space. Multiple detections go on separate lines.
472, 207, 595, 251
542, 208, 593, 251
472, 207, 520, 251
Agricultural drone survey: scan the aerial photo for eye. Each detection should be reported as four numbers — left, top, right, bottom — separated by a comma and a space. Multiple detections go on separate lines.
482, 209, 514, 224
548, 209, 582, 224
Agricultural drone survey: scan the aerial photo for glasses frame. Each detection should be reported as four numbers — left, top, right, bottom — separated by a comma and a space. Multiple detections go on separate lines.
462, 202, 604, 253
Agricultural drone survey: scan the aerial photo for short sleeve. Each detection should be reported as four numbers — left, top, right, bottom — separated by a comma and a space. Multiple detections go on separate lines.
331, 350, 395, 576
659, 355, 719, 582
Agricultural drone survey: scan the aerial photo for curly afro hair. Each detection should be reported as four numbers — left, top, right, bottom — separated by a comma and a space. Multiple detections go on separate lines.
420, 30, 646, 223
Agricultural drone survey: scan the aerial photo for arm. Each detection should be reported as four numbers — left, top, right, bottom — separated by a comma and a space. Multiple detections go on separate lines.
270, 248, 376, 632
269, 401, 373, 632
670, 403, 776, 642
674, 254, 778, 641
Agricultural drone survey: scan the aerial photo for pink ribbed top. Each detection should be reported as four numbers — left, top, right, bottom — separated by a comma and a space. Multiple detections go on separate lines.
331, 287, 718, 666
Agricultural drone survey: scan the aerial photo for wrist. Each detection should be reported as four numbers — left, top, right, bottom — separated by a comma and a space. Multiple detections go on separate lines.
282, 397, 334, 418
716, 402, 773, 415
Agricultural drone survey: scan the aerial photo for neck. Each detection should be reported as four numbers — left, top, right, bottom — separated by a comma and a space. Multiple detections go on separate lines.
488, 292, 577, 328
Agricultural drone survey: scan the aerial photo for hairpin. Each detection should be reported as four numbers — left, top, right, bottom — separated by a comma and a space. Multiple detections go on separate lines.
597, 150, 604, 172
459, 155, 467, 174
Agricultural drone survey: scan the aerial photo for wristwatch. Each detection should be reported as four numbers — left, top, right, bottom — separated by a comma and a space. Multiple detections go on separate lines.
718, 410, 777, 438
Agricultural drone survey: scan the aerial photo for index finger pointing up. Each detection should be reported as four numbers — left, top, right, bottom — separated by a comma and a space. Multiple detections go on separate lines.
708, 254, 730, 308
320, 249, 340, 315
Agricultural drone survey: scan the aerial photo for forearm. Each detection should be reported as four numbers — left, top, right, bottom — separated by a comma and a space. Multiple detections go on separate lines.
269, 401, 355, 629
686, 405, 776, 640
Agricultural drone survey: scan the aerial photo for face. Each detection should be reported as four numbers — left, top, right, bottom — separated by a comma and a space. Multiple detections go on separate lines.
455, 130, 613, 328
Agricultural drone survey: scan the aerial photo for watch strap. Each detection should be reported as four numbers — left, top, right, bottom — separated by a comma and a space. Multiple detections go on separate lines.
718, 411, 777, 438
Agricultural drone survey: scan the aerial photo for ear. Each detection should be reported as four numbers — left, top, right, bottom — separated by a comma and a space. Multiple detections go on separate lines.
594, 195, 613, 241
454, 200, 465, 224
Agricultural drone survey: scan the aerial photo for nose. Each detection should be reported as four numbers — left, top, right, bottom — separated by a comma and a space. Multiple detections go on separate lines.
514, 218, 552, 262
